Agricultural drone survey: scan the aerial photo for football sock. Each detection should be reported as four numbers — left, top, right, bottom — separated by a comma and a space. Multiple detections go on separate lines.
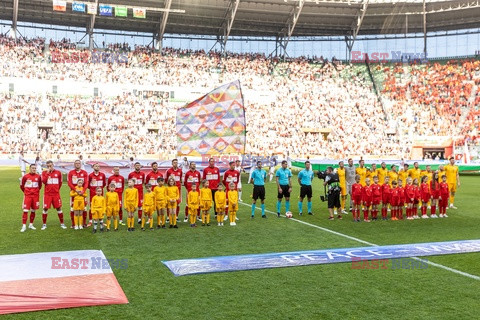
141, 217, 145, 228
286, 200, 290, 212
298, 201, 302, 214
82, 211, 87, 225
261, 204, 265, 216
42, 213, 47, 224
74, 216, 79, 227
431, 205, 436, 215
138, 209, 142, 220
106, 219, 111, 229
29, 212, 35, 223
307, 201, 312, 213
276, 201, 281, 213
114, 219, 118, 229
22, 212, 27, 224
149, 216, 154, 228
58, 211, 64, 223
251, 204, 256, 216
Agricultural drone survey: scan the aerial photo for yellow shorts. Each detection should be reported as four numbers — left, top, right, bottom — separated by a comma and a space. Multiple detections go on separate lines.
156, 201, 167, 211
106, 206, 117, 218
340, 183, 347, 196
124, 202, 137, 213
167, 200, 177, 209
73, 200, 85, 211
144, 205, 154, 215
448, 182, 457, 193
92, 209, 104, 220
216, 206, 226, 214
229, 203, 238, 212
189, 206, 198, 215
201, 201, 212, 211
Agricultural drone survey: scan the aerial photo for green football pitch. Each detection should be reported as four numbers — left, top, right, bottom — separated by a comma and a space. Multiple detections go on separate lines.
1, 167, 479, 319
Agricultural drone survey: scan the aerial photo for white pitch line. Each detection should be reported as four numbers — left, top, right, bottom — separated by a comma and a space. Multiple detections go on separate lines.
240, 202, 480, 281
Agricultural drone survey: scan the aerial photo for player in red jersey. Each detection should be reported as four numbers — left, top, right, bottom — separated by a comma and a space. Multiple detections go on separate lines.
184, 161, 201, 221
165, 159, 183, 220
439, 175, 449, 218
361, 178, 372, 222
107, 166, 125, 224
397, 179, 405, 220
404, 177, 415, 220
412, 178, 421, 219
371, 176, 382, 221
223, 161, 240, 219
420, 175, 431, 219
429, 171, 440, 218
146, 162, 163, 187
380, 176, 391, 220
20, 164, 42, 232
351, 175, 362, 222
68, 159, 88, 228
390, 180, 400, 220
128, 162, 145, 224
87, 163, 106, 227
202, 158, 220, 215
42, 160, 66, 230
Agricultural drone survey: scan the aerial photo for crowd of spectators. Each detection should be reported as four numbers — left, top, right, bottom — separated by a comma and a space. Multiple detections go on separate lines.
0, 34, 477, 159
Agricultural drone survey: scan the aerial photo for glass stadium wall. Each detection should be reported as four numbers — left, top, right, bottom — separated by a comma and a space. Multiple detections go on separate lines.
1, 21, 479, 60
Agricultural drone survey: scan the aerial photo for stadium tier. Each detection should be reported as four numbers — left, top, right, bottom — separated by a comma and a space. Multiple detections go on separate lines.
1, 35, 478, 160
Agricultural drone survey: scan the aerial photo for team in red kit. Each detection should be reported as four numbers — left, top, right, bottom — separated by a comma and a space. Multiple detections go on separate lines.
18, 157, 461, 231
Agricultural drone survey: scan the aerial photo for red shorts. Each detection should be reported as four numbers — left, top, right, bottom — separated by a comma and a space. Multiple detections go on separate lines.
391, 198, 400, 207
421, 195, 430, 203
382, 194, 390, 204
43, 194, 62, 209
372, 198, 381, 206
405, 198, 414, 204
431, 191, 440, 199
137, 191, 144, 208
440, 197, 449, 208
352, 196, 362, 205
23, 196, 40, 211
413, 199, 419, 205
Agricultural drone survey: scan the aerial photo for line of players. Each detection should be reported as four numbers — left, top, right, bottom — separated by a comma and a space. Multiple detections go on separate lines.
339, 157, 460, 222
19, 158, 244, 232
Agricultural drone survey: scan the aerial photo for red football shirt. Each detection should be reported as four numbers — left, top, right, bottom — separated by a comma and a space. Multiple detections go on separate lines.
128, 171, 145, 193
68, 169, 88, 191
184, 169, 201, 192
88, 172, 106, 192
146, 170, 163, 187
21, 173, 42, 197
166, 167, 183, 188
223, 169, 239, 192
203, 166, 220, 190
42, 170, 62, 195
107, 174, 125, 194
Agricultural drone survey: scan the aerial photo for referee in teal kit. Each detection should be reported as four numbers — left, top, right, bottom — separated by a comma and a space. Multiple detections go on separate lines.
250, 160, 267, 218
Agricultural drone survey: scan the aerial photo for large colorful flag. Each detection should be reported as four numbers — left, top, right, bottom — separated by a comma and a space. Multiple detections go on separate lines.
176, 80, 246, 157
133, 7, 146, 18
0, 250, 128, 315
115, 6, 128, 17
53, 0, 67, 12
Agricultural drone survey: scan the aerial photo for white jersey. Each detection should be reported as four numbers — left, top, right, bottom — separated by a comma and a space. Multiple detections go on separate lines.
129, 161, 135, 172
19, 155, 26, 171
182, 161, 189, 173
36, 160, 42, 173
235, 165, 243, 188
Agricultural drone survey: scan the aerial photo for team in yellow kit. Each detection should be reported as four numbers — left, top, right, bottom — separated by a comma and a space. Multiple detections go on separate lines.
90, 187, 106, 233
142, 184, 156, 230
154, 177, 167, 229
200, 180, 213, 226
227, 182, 239, 226
166, 177, 180, 228
105, 183, 120, 231
187, 183, 200, 227
70, 179, 87, 230
124, 179, 139, 231
215, 184, 227, 226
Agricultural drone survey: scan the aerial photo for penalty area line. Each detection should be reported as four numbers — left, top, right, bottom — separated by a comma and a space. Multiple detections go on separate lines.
239, 202, 480, 281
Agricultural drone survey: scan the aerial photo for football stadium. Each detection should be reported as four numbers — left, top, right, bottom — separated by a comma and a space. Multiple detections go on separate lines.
1, 0, 480, 318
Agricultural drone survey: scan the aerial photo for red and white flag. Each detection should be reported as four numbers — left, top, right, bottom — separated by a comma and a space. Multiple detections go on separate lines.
0, 250, 128, 315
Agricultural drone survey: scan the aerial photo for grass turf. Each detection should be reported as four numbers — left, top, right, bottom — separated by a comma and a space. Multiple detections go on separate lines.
1, 166, 479, 319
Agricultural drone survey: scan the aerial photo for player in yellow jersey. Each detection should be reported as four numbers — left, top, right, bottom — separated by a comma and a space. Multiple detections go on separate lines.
142, 184, 156, 230
187, 183, 200, 227
398, 163, 409, 187
356, 159, 367, 186
105, 183, 120, 231
407, 162, 421, 182
377, 162, 388, 185
444, 157, 460, 209
91, 187, 106, 233
154, 177, 167, 229
388, 165, 398, 187
166, 177, 180, 228
437, 165, 446, 182
70, 179, 86, 230
215, 183, 227, 226
228, 182, 239, 226
124, 179, 139, 232
337, 161, 347, 214
200, 180, 213, 226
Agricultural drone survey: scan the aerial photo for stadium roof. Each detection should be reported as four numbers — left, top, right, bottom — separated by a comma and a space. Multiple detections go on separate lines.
1, 0, 480, 39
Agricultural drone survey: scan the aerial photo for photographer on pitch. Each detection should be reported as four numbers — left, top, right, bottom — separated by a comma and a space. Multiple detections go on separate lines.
323, 167, 342, 220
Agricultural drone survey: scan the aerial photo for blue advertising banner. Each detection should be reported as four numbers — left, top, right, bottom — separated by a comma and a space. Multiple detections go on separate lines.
162, 239, 480, 276
72, 2, 86, 12
99, 4, 113, 16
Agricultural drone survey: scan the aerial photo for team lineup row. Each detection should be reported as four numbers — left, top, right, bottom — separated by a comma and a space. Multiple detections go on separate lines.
19, 157, 460, 232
